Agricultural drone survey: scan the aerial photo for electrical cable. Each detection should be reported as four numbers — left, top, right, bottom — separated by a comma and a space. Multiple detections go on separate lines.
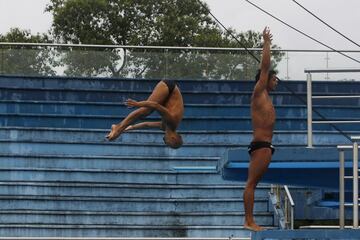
292, 0, 360, 48
245, 0, 360, 64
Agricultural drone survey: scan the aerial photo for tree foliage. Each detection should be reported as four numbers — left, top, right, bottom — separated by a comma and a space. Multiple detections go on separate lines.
1, 0, 284, 79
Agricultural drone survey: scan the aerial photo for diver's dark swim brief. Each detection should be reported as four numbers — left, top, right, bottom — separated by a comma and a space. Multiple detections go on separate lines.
248, 141, 275, 155
162, 80, 177, 94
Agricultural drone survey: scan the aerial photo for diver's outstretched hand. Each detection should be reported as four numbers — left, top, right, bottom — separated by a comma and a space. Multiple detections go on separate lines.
263, 26, 272, 43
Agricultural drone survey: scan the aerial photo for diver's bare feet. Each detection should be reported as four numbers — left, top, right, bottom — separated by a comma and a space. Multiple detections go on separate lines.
244, 222, 264, 231
106, 124, 125, 141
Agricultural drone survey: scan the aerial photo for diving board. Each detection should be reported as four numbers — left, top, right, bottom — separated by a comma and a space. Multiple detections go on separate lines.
251, 229, 360, 240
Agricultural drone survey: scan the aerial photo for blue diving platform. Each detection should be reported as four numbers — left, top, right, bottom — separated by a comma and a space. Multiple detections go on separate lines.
222, 147, 354, 190
251, 229, 360, 240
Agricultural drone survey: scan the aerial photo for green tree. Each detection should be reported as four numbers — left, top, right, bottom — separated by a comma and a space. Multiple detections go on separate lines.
0, 28, 56, 76
201, 29, 283, 80
46, 0, 283, 79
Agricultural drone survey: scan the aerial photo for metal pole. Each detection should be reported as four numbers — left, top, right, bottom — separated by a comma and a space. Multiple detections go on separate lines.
164, 48, 168, 79
353, 141, 359, 229
285, 52, 290, 80
284, 195, 289, 228
339, 150, 345, 229
325, 52, 330, 80
284, 185, 295, 230
1, 45, 3, 74
306, 72, 313, 148
291, 206, 294, 230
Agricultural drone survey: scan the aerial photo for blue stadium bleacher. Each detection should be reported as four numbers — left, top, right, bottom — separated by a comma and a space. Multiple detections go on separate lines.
0, 75, 359, 237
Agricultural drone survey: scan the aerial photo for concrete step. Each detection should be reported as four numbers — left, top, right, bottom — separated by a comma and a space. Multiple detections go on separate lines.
0, 87, 311, 105
1, 75, 359, 93
0, 154, 218, 171
0, 182, 271, 198
2, 85, 360, 105
3, 113, 357, 131
0, 136, 351, 160
0, 210, 273, 226
0, 139, 233, 157
0, 127, 354, 145
0, 223, 255, 237
0, 167, 241, 185
2, 100, 359, 118
0, 76, 258, 91
0, 195, 269, 212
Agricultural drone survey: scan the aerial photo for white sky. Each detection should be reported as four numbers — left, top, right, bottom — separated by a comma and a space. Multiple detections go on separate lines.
0, 0, 52, 35
0, 0, 359, 79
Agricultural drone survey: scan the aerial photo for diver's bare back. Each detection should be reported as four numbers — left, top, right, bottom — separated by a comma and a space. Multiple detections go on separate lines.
163, 85, 184, 129
251, 91, 275, 142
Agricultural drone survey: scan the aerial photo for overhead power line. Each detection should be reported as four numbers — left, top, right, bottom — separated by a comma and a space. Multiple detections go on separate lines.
245, 0, 360, 65
197, 1, 260, 62
292, 0, 360, 48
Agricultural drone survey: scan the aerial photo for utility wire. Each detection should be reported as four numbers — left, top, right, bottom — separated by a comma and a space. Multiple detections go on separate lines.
198, 2, 260, 62
245, 0, 360, 65
292, 0, 360, 48
197, 0, 352, 142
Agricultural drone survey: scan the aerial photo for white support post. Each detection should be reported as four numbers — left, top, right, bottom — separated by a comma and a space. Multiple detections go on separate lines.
353, 141, 359, 229
306, 72, 313, 148
339, 150, 345, 229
